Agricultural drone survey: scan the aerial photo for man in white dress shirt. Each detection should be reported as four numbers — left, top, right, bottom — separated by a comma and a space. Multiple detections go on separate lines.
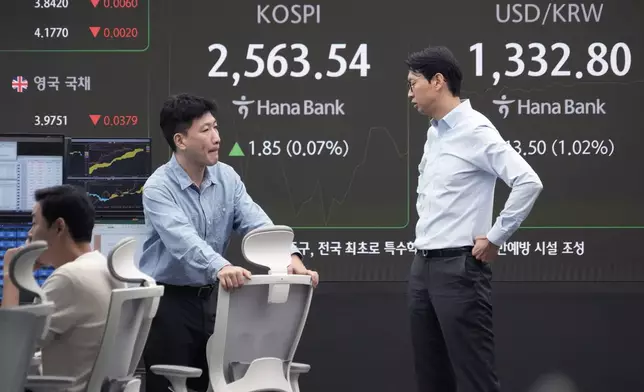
406, 46, 543, 392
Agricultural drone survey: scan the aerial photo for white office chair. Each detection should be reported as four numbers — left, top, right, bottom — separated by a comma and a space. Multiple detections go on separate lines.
3, 241, 75, 391
151, 225, 314, 392
0, 309, 42, 392
25, 237, 164, 392
86, 236, 164, 392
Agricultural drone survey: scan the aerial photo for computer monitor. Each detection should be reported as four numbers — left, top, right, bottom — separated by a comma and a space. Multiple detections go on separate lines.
65, 138, 152, 219
0, 134, 65, 215
91, 221, 147, 264
0, 220, 54, 303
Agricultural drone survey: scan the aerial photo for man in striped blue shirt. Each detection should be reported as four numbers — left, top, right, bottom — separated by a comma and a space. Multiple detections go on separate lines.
406, 46, 543, 392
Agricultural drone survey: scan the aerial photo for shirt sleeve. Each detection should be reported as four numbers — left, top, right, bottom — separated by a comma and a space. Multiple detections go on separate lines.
466, 125, 544, 246
142, 185, 231, 281
231, 171, 303, 258
40, 272, 80, 345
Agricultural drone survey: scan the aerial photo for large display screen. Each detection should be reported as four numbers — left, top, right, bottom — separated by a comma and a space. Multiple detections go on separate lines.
1, 0, 642, 281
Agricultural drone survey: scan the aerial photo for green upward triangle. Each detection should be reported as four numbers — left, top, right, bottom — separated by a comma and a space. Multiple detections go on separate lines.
228, 142, 245, 157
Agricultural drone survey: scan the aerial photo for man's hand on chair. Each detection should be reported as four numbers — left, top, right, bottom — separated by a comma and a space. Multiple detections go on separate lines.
217, 265, 252, 291
287, 258, 319, 288
3, 246, 21, 266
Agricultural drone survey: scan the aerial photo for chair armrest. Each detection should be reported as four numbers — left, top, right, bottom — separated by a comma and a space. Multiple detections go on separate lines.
289, 363, 310, 392
29, 353, 42, 376
150, 365, 202, 392
25, 375, 76, 390
150, 364, 203, 378
290, 362, 311, 374
31, 355, 42, 367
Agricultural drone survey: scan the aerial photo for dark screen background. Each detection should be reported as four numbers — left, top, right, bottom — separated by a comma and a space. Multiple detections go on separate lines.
0, 135, 65, 157
0, 0, 642, 282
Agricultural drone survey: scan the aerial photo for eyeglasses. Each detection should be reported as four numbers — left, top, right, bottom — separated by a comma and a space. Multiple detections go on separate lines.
408, 73, 441, 91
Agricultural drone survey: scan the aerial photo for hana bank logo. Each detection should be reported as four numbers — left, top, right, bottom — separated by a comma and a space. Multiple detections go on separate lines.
232, 95, 255, 119
492, 94, 516, 119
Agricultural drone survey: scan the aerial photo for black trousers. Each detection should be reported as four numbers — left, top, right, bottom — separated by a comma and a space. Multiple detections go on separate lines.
408, 250, 501, 392
143, 284, 217, 392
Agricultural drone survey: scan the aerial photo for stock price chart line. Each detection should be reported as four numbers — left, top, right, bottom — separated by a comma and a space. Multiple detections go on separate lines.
65, 138, 151, 218
67, 139, 151, 179
85, 180, 144, 211
230, 126, 410, 229
167, 0, 411, 229
87, 147, 145, 176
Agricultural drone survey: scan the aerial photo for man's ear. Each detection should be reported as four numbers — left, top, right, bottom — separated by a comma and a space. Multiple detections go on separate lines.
54, 217, 66, 234
174, 133, 186, 151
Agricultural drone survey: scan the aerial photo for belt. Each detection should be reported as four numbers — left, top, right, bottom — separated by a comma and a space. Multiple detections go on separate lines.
159, 283, 216, 299
417, 246, 473, 258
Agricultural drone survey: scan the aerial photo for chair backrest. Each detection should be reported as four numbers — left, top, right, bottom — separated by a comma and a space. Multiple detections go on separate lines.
9, 241, 49, 303
86, 237, 164, 392
0, 309, 43, 392
241, 225, 295, 304
241, 225, 294, 274
207, 226, 313, 392
2, 241, 56, 391
8, 241, 55, 341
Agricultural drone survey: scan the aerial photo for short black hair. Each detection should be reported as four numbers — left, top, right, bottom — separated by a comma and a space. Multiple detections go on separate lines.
160, 93, 218, 151
34, 184, 95, 243
406, 46, 463, 96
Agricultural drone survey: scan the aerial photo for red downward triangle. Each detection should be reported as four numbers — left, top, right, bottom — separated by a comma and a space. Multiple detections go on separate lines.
89, 26, 101, 38
89, 114, 101, 125
90, 0, 100, 7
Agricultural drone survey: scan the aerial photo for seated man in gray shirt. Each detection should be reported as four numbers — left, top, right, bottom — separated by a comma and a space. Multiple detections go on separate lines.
2, 185, 124, 392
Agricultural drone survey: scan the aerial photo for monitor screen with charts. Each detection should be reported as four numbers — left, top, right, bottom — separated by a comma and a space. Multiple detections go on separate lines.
0, 222, 55, 303
90, 222, 147, 265
0, 134, 65, 215
66, 138, 152, 219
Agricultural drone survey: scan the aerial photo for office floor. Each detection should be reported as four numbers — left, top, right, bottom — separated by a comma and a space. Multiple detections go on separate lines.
133, 281, 644, 392
296, 282, 644, 392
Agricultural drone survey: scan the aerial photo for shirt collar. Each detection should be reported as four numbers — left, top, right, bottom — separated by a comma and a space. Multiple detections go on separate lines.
169, 154, 215, 191
430, 99, 471, 133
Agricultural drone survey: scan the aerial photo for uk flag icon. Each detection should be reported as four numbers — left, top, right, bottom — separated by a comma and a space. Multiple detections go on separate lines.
12, 76, 28, 93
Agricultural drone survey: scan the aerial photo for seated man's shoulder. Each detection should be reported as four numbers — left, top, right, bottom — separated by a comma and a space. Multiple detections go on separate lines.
44, 251, 117, 294
59, 250, 108, 272
41, 266, 73, 294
